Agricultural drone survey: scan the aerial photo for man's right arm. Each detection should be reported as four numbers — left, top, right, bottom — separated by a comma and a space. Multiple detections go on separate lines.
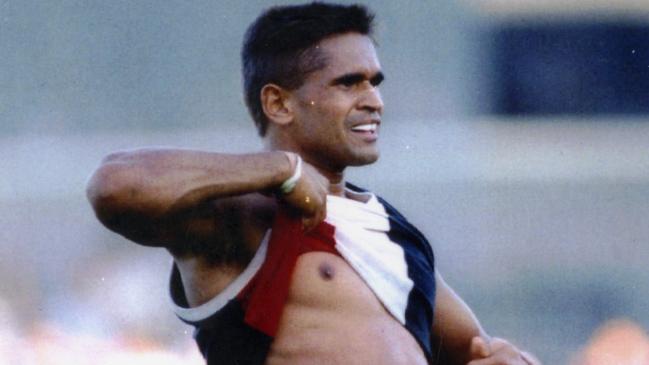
86, 148, 326, 248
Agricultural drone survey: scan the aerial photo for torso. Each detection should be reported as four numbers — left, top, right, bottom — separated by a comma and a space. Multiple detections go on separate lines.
173, 191, 430, 365
266, 252, 427, 365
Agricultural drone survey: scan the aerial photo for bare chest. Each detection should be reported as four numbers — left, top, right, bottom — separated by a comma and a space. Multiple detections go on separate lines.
266, 252, 427, 365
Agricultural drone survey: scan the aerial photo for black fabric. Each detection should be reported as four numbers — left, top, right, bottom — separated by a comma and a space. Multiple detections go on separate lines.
347, 183, 437, 364
194, 299, 272, 365
170, 265, 272, 364
380, 196, 436, 364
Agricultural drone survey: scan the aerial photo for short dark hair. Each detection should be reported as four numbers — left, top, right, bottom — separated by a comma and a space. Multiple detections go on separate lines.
242, 2, 375, 136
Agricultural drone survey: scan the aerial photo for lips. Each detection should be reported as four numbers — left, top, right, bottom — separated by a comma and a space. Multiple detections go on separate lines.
351, 123, 378, 133
350, 120, 380, 142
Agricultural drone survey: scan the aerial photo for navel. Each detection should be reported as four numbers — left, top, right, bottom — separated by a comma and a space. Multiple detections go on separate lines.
318, 262, 335, 280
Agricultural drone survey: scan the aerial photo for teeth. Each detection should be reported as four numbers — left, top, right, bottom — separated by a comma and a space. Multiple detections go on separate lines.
351, 124, 377, 132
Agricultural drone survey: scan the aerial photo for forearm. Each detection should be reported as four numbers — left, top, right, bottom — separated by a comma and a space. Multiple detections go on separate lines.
432, 271, 489, 364
87, 148, 292, 225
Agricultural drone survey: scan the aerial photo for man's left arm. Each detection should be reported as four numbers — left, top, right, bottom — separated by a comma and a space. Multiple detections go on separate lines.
431, 271, 541, 365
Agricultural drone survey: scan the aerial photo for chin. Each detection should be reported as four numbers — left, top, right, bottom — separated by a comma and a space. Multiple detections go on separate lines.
348, 150, 380, 166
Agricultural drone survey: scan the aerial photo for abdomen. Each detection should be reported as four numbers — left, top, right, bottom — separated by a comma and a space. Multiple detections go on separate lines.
265, 252, 428, 365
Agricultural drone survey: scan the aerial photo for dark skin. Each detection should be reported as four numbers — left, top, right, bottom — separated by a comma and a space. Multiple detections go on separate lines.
87, 32, 539, 365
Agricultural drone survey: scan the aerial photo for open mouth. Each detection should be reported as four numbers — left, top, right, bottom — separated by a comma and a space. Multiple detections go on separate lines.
350, 122, 379, 142
351, 123, 378, 133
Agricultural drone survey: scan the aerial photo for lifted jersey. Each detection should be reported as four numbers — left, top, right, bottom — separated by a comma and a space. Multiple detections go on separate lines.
169, 185, 436, 364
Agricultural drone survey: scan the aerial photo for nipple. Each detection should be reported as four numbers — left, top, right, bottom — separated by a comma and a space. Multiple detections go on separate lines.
318, 262, 335, 280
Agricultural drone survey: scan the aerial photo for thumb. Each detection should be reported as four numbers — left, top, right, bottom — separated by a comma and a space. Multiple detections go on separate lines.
469, 336, 491, 359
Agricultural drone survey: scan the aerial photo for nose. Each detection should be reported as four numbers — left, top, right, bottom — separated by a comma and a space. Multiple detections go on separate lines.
358, 85, 384, 114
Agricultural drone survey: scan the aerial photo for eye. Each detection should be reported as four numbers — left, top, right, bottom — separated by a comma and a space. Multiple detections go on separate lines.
332, 74, 365, 88
331, 72, 384, 90
370, 73, 384, 87
340, 78, 358, 87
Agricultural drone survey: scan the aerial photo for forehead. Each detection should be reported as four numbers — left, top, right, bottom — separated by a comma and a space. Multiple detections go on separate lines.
309, 33, 381, 79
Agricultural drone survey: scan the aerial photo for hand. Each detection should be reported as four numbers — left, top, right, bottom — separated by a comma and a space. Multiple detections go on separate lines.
468, 337, 541, 365
280, 159, 329, 231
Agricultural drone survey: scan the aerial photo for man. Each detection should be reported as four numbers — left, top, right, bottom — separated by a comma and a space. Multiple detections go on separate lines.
87, 3, 539, 364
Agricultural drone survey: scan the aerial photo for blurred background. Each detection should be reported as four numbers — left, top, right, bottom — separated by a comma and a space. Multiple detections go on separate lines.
1, 0, 649, 364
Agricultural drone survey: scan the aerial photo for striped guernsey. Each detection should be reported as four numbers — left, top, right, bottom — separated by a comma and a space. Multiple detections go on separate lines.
169, 184, 436, 364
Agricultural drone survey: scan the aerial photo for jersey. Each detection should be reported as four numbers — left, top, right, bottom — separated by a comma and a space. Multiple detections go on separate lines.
169, 184, 437, 364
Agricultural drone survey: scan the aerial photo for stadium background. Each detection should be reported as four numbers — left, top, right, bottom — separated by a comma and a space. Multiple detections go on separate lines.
1, 1, 648, 363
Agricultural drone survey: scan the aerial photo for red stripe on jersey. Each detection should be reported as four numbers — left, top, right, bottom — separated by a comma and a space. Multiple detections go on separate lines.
237, 210, 340, 337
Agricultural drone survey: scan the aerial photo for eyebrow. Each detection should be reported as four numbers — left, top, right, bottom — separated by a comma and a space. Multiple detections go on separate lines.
331, 71, 385, 86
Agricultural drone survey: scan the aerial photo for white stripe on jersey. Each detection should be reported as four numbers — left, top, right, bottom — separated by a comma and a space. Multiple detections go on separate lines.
326, 193, 414, 325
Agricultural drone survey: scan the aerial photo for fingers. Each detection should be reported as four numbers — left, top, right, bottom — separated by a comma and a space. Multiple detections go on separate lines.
468, 358, 500, 365
301, 193, 327, 232
488, 338, 511, 352
468, 337, 538, 365
467, 355, 531, 365
280, 162, 329, 231
470, 336, 491, 359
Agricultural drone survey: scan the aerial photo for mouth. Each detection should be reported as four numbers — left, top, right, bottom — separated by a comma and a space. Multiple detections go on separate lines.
350, 120, 380, 142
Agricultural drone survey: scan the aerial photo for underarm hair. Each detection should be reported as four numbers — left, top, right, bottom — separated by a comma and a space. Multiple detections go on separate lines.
166, 202, 254, 266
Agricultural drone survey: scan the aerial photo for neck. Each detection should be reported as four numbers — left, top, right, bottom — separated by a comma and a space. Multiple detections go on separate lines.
309, 159, 345, 197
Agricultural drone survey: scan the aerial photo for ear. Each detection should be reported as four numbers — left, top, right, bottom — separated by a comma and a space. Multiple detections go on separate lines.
261, 83, 294, 127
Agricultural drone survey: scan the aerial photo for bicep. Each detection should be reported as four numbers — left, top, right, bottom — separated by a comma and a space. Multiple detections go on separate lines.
156, 194, 273, 258
431, 271, 488, 364
109, 198, 222, 249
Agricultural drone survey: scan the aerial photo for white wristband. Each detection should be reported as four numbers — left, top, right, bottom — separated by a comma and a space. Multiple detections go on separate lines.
279, 154, 302, 194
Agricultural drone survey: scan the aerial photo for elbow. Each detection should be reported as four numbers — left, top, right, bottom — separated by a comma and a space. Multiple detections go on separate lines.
86, 163, 122, 228
86, 156, 143, 230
